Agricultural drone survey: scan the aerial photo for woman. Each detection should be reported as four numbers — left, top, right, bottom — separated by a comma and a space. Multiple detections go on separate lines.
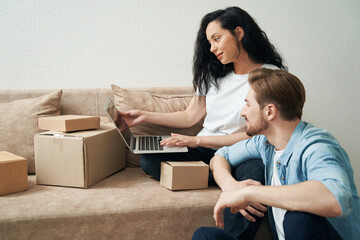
121, 7, 286, 239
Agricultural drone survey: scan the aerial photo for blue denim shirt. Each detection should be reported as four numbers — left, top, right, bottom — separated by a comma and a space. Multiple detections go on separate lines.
215, 121, 360, 240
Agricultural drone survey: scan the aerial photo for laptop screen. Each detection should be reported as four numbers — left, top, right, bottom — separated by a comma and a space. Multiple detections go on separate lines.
105, 98, 133, 148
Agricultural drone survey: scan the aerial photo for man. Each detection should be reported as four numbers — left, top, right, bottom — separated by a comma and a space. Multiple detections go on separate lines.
192, 68, 360, 240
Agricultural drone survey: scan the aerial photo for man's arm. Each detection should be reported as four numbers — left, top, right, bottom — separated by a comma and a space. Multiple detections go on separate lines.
211, 137, 263, 191
214, 136, 263, 167
214, 180, 341, 227
210, 146, 267, 222
210, 155, 237, 191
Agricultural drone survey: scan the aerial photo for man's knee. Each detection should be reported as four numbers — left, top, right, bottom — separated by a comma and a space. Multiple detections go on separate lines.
192, 227, 209, 240
192, 227, 236, 240
283, 211, 312, 235
232, 159, 265, 183
283, 211, 341, 240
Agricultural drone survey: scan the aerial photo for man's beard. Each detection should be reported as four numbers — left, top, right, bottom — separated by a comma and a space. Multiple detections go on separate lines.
246, 117, 268, 137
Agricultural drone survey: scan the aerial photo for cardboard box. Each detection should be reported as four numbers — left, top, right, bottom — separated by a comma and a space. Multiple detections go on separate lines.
38, 115, 100, 132
160, 161, 209, 190
0, 151, 27, 196
34, 124, 125, 188
99, 116, 110, 124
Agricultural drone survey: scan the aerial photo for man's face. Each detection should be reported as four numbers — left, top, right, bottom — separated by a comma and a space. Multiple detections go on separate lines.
241, 88, 268, 136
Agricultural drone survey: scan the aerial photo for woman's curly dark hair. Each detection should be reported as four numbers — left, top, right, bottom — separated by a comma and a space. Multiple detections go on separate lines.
193, 7, 287, 95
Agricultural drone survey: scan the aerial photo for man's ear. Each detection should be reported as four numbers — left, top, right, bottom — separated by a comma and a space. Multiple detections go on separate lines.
265, 104, 277, 121
235, 26, 244, 41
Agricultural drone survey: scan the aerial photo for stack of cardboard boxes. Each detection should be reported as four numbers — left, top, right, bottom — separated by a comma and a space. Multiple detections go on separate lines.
34, 115, 126, 188
1, 114, 210, 195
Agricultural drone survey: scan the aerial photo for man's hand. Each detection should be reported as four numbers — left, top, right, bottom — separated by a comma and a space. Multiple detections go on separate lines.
214, 180, 267, 225
120, 110, 146, 127
214, 189, 250, 228
240, 201, 267, 222
160, 133, 199, 148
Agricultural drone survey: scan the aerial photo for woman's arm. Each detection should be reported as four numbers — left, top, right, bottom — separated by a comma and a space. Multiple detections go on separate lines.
120, 95, 206, 128
123, 93, 250, 149
197, 132, 249, 148
161, 132, 249, 148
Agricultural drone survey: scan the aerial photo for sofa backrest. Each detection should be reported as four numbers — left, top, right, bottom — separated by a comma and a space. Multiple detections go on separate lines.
0, 86, 199, 170
0, 87, 194, 117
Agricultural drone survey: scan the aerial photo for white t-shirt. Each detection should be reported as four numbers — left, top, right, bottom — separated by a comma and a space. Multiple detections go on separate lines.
197, 64, 278, 137
271, 149, 287, 240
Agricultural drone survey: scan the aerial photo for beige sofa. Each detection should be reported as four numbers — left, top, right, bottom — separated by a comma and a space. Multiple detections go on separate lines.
0, 87, 272, 240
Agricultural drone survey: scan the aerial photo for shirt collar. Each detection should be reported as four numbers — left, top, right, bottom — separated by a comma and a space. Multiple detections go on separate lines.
277, 120, 306, 166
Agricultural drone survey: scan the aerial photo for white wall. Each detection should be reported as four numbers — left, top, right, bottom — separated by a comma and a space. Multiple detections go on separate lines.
1, 0, 359, 191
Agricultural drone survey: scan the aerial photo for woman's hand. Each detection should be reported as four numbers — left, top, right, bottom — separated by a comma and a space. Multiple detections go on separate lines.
160, 133, 200, 148
120, 110, 146, 127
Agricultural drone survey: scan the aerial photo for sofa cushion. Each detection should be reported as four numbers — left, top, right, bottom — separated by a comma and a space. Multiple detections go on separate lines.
111, 84, 203, 167
0, 90, 62, 173
0, 168, 220, 240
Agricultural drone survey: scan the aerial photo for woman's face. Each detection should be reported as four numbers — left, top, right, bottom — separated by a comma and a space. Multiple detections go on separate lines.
206, 21, 240, 65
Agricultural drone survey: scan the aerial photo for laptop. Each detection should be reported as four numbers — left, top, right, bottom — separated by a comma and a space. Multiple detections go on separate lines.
104, 98, 188, 154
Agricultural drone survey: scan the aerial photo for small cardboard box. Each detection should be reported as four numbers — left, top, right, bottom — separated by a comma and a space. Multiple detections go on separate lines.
38, 115, 100, 132
0, 151, 27, 196
34, 124, 125, 188
160, 161, 209, 190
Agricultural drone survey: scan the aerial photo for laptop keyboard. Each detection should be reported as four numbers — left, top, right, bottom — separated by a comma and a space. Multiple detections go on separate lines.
138, 136, 164, 151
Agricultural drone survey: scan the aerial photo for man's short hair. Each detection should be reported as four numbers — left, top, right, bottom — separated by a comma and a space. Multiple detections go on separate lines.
248, 68, 306, 121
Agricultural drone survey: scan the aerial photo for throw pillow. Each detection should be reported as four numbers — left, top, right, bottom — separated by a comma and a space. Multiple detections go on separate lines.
111, 84, 203, 167
0, 90, 63, 173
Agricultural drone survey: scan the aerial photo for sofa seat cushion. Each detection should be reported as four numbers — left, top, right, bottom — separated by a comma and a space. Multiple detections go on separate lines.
0, 168, 220, 240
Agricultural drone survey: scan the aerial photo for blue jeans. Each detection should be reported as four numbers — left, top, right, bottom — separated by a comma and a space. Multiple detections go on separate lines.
282, 211, 342, 240
192, 211, 343, 240
224, 159, 265, 239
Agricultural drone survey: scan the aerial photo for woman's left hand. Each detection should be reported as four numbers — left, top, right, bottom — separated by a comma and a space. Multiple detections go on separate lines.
160, 133, 200, 148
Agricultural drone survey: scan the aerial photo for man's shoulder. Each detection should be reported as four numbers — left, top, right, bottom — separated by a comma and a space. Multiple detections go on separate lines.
297, 122, 343, 154
301, 122, 338, 144
288, 122, 351, 174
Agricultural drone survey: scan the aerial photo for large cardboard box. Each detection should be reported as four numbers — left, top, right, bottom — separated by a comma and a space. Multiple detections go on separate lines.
38, 115, 100, 132
34, 124, 125, 188
160, 161, 209, 190
0, 151, 27, 196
